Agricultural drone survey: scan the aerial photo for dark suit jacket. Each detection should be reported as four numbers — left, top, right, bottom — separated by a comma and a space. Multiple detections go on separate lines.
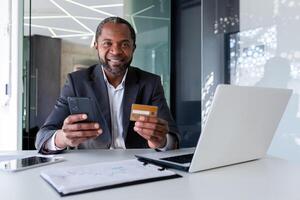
35, 65, 179, 154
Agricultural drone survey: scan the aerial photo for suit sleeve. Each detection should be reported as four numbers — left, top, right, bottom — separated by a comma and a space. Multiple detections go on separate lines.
151, 77, 180, 148
35, 74, 76, 154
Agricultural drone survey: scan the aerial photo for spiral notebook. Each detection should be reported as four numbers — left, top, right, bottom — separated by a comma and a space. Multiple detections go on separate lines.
40, 159, 181, 196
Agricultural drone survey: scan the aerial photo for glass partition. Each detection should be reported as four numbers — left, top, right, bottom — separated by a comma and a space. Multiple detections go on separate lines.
124, 0, 171, 104
23, 0, 171, 149
229, 0, 300, 161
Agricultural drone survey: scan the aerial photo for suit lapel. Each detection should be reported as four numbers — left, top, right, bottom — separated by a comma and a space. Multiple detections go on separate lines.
123, 67, 139, 138
90, 65, 112, 133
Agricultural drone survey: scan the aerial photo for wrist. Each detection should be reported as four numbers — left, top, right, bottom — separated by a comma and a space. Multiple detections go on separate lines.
158, 136, 167, 148
148, 135, 167, 149
55, 130, 68, 149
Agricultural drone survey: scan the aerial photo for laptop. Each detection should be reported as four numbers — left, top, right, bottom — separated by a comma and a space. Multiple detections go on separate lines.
136, 84, 292, 173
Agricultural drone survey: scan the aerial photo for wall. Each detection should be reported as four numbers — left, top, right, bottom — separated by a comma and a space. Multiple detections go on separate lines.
60, 41, 97, 87
201, 0, 239, 128
170, 0, 239, 147
171, 0, 202, 147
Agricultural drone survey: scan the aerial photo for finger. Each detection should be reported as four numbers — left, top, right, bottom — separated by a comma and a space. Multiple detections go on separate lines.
67, 132, 102, 147
65, 122, 100, 131
64, 114, 88, 124
67, 138, 87, 147
137, 116, 168, 125
65, 129, 102, 139
134, 126, 164, 141
134, 127, 166, 148
134, 121, 166, 132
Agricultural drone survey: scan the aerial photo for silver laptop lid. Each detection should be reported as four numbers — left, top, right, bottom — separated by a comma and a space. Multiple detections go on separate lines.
189, 84, 292, 172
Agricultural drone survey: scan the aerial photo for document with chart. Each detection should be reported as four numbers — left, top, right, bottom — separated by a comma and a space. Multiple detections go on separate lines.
40, 159, 181, 196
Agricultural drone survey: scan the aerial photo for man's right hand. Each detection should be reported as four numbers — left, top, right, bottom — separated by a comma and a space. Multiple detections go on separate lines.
55, 114, 102, 148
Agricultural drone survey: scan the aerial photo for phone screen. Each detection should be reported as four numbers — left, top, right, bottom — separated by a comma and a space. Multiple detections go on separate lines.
0, 156, 63, 172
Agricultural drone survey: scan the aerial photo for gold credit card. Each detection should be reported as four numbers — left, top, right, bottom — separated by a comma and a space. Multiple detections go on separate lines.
130, 104, 158, 121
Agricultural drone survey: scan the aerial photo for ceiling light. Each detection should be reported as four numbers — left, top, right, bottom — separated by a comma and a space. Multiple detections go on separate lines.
24, 15, 69, 19
25, 15, 103, 21
52, 33, 93, 38
64, 0, 114, 17
50, 0, 94, 33
91, 4, 123, 8
25, 23, 87, 34
48, 27, 57, 37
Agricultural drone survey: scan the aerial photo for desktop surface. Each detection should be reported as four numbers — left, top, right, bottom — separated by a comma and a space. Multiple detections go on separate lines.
0, 149, 300, 200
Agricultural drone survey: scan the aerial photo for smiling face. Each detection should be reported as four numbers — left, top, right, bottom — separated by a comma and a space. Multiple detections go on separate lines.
95, 22, 135, 78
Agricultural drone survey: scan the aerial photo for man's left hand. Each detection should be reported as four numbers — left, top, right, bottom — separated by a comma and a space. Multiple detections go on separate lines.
134, 116, 169, 149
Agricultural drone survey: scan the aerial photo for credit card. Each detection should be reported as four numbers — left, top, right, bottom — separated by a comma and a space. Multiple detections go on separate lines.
130, 104, 158, 121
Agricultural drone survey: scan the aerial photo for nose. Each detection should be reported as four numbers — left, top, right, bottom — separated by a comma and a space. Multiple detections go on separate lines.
109, 43, 122, 55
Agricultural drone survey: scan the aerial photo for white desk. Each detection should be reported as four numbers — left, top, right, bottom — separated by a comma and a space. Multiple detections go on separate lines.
0, 149, 300, 200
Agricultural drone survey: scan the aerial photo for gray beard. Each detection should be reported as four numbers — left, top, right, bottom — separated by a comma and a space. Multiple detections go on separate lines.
98, 55, 131, 76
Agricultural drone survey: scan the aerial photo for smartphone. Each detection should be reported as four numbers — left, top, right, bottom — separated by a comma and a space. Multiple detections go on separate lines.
67, 97, 97, 122
0, 156, 64, 172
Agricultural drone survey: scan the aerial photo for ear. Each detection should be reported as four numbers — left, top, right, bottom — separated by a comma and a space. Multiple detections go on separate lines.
94, 42, 98, 50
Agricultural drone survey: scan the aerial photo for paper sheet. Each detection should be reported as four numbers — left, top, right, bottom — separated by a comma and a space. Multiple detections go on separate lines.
41, 159, 179, 195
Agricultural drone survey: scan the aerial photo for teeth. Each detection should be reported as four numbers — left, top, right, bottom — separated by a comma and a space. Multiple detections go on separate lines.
109, 59, 122, 63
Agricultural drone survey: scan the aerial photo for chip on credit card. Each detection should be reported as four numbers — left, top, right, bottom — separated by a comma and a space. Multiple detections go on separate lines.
130, 104, 158, 121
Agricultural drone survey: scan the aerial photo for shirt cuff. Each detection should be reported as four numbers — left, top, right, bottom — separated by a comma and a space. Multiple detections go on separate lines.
44, 131, 65, 151
157, 134, 175, 151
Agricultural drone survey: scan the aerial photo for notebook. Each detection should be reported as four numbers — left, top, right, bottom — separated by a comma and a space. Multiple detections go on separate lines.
40, 159, 181, 196
136, 84, 292, 173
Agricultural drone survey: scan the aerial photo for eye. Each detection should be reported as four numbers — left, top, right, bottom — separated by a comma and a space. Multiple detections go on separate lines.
121, 42, 131, 48
101, 41, 112, 48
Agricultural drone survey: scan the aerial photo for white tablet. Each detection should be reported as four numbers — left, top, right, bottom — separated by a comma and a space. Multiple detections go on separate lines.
0, 156, 64, 172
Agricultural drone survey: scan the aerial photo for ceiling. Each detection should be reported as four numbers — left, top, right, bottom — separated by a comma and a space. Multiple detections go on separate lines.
24, 0, 124, 46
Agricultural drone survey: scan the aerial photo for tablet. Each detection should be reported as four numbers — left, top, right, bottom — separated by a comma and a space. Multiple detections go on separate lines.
0, 156, 64, 172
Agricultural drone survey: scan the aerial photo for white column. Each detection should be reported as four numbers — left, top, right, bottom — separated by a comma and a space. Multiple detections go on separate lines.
0, 0, 23, 150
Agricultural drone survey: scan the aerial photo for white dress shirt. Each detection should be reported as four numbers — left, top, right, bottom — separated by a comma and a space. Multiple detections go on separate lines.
45, 67, 174, 151
103, 67, 127, 149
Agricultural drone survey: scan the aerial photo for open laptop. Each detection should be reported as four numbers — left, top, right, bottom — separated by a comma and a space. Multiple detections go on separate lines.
136, 84, 292, 173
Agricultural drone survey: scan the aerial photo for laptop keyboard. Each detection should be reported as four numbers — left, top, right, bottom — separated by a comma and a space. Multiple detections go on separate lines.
160, 153, 194, 164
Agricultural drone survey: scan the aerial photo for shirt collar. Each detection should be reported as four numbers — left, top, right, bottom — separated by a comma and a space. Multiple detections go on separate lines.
101, 66, 128, 89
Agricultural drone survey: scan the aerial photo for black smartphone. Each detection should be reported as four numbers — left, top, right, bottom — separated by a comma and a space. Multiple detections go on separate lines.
67, 97, 97, 122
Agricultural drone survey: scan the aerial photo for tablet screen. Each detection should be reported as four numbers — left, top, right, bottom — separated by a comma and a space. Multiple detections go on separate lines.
0, 156, 63, 172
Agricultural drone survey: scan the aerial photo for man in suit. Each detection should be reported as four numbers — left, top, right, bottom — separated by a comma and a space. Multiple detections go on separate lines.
35, 17, 179, 154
